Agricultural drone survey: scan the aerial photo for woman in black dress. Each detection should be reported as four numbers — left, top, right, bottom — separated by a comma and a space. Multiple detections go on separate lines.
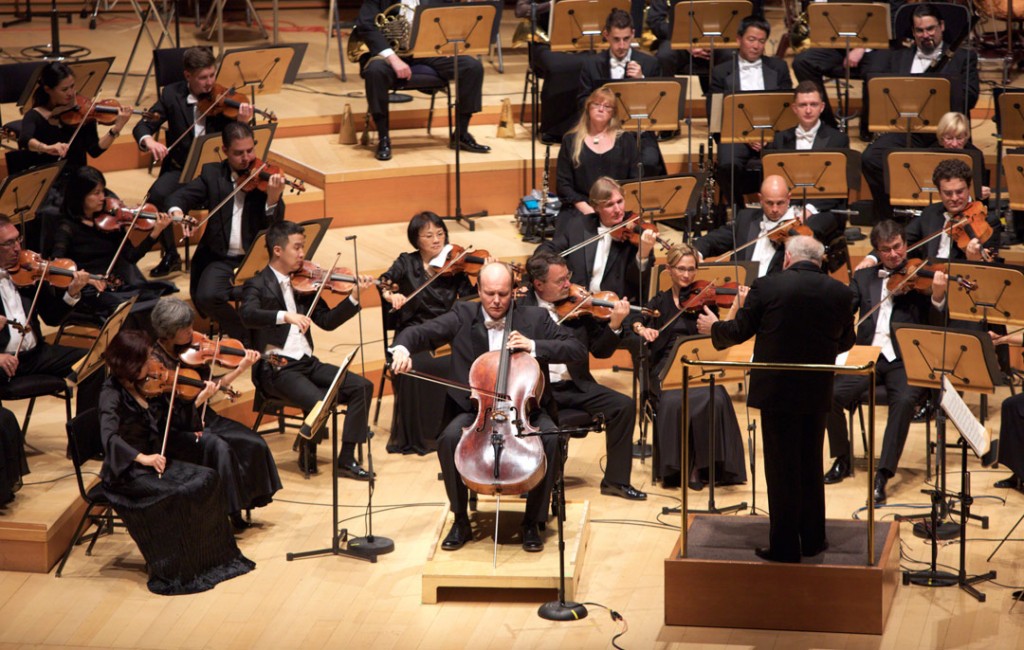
19, 62, 132, 255
149, 297, 282, 528
379, 212, 476, 455
0, 408, 26, 509
99, 329, 254, 595
635, 244, 748, 489
555, 87, 641, 229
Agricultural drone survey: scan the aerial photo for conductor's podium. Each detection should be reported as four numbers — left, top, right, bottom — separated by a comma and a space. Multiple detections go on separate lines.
665, 515, 902, 635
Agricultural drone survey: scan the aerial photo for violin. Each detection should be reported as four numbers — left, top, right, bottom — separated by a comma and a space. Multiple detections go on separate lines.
7, 249, 112, 289
96, 197, 197, 233
947, 201, 994, 254
178, 331, 288, 369
53, 95, 157, 126
609, 218, 674, 250
197, 84, 277, 122
454, 302, 547, 497
885, 259, 977, 295
554, 283, 660, 322
237, 157, 305, 194
680, 280, 741, 311
290, 260, 394, 296
437, 244, 525, 279
139, 357, 240, 402
767, 218, 813, 246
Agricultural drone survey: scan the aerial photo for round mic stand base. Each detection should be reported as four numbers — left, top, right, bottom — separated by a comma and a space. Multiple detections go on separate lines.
904, 569, 958, 588
538, 599, 588, 622
912, 520, 961, 541
347, 534, 395, 558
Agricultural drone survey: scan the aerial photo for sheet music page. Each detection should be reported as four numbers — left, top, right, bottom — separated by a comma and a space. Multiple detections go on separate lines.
940, 375, 989, 457
835, 351, 850, 365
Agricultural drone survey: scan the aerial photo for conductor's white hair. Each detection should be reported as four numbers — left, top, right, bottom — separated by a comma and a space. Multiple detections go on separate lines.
785, 235, 824, 265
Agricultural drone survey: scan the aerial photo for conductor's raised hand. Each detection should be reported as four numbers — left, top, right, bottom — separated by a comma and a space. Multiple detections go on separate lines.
696, 305, 718, 335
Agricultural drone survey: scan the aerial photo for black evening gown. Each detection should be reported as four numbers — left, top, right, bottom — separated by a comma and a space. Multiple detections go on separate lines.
647, 289, 747, 486
998, 392, 1024, 478
99, 378, 254, 595
555, 131, 640, 228
381, 251, 474, 455
0, 408, 27, 508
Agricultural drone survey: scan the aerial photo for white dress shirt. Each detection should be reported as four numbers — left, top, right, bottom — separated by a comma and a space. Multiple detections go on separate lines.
536, 297, 571, 383
794, 121, 821, 150
871, 276, 897, 362
738, 58, 765, 91
911, 45, 943, 74
938, 213, 953, 258
187, 93, 208, 138
752, 217, 779, 278
589, 225, 613, 293
270, 266, 313, 360
227, 171, 246, 257
0, 273, 36, 354
609, 50, 632, 80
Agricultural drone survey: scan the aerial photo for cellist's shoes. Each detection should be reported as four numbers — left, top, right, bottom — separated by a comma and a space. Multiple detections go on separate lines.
521, 523, 544, 552
600, 481, 647, 500
441, 516, 472, 551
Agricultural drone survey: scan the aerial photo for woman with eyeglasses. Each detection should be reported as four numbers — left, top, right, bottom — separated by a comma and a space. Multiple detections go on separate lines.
378, 212, 477, 455
634, 244, 748, 490
934, 112, 990, 201
555, 87, 642, 229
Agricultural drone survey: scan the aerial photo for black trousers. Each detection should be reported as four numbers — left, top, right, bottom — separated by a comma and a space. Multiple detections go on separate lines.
362, 55, 483, 131
193, 255, 248, 344
861, 133, 937, 222
654, 42, 714, 94
535, 47, 589, 139
263, 355, 371, 451
549, 380, 634, 486
2, 342, 97, 413
997, 392, 1024, 478
826, 355, 927, 475
760, 408, 828, 562
716, 143, 761, 206
147, 169, 185, 257
438, 407, 557, 525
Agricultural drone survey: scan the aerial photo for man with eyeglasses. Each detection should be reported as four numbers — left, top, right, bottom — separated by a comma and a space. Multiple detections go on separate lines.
0, 215, 96, 424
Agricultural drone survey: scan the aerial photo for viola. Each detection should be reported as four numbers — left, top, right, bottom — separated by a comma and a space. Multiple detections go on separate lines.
53, 95, 157, 126
767, 218, 813, 246
96, 197, 197, 233
947, 201, 994, 253
139, 357, 240, 402
197, 84, 277, 122
179, 331, 287, 369
608, 217, 674, 250
553, 283, 660, 322
7, 249, 112, 289
290, 261, 394, 297
884, 259, 977, 295
237, 157, 305, 194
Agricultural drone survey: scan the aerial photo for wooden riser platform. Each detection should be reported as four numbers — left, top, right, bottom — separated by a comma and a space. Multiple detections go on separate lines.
422, 500, 590, 605
665, 515, 902, 635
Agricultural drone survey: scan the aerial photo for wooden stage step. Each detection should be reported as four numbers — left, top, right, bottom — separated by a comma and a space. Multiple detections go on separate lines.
664, 515, 902, 635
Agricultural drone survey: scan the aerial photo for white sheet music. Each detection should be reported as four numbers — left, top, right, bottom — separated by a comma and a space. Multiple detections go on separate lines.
836, 351, 850, 365
940, 376, 990, 458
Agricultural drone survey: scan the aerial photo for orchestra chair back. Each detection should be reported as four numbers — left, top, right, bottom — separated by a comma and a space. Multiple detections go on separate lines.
0, 369, 73, 442
55, 407, 127, 578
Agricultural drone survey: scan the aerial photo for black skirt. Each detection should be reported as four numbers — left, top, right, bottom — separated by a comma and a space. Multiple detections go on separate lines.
0, 409, 26, 508
655, 386, 748, 485
104, 460, 254, 595
387, 350, 448, 455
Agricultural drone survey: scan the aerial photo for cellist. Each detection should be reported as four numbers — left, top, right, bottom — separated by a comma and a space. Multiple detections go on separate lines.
390, 262, 587, 553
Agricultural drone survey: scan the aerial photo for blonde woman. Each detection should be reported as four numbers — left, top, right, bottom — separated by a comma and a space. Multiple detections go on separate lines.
934, 112, 990, 200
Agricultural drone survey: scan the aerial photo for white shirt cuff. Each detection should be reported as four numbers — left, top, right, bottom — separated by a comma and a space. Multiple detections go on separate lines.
276, 311, 287, 325
139, 134, 153, 151
380, 48, 396, 59
63, 291, 81, 306
348, 294, 359, 306
932, 296, 947, 311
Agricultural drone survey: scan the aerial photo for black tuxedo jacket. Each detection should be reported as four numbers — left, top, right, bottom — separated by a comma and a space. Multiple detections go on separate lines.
695, 208, 842, 276
905, 202, 1000, 261
517, 290, 621, 390
239, 266, 360, 355
0, 279, 74, 352
711, 260, 855, 414
392, 300, 587, 412
165, 160, 285, 260
710, 55, 793, 95
354, 0, 448, 58
132, 81, 234, 174
881, 45, 980, 112
539, 213, 654, 303
577, 49, 662, 108
771, 122, 849, 150
848, 265, 943, 356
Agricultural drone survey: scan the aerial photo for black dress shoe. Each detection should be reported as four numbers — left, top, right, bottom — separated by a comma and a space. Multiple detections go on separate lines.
994, 475, 1023, 490
441, 517, 472, 551
521, 523, 544, 552
337, 459, 373, 481
230, 512, 251, 531
539, 132, 560, 145
297, 450, 319, 475
823, 455, 851, 484
802, 540, 829, 557
687, 478, 705, 491
150, 254, 182, 278
450, 133, 491, 153
600, 481, 647, 500
375, 136, 392, 161
755, 547, 800, 563
873, 472, 888, 505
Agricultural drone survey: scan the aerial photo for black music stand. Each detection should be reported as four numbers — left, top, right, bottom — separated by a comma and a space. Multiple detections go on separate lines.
20, 57, 113, 114
867, 75, 950, 147
410, 2, 499, 232
16, 0, 89, 60
66, 296, 139, 385
217, 46, 295, 123
893, 324, 1000, 601
0, 161, 63, 235
806, 2, 892, 133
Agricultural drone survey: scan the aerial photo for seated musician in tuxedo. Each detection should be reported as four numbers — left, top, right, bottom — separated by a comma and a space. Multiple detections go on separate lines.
355, 0, 490, 161
989, 329, 1024, 492
855, 159, 998, 271
823, 220, 948, 504
521, 250, 646, 501
860, 3, 980, 221
390, 262, 587, 553
239, 221, 375, 477
695, 175, 843, 279
133, 46, 254, 278
710, 15, 794, 207
0, 214, 97, 415
539, 176, 656, 304
166, 122, 285, 344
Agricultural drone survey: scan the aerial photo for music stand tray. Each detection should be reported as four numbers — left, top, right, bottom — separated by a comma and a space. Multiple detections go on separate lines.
0, 161, 64, 228
621, 174, 700, 223
662, 334, 744, 389
761, 150, 856, 203
66, 296, 139, 386
179, 123, 277, 184
604, 79, 685, 133
218, 46, 295, 97
669, 1, 752, 50
1002, 153, 1024, 211
893, 324, 1001, 393
943, 261, 1024, 327
867, 76, 950, 135
299, 348, 358, 440
998, 93, 1024, 148
409, 3, 498, 58
547, 0, 629, 52
231, 218, 332, 287
806, 2, 892, 49
885, 150, 973, 207
19, 58, 115, 113
718, 92, 798, 145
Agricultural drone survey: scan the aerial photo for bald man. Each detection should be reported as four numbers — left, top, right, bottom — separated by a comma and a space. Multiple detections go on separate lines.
695, 175, 843, 278
391, 263, 587, 553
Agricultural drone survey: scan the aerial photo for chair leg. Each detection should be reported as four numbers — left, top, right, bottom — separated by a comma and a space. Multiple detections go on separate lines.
427, 93, 435, 136
22, 397, 36, 435
55, 509, 93, 577
372, 369, 390, 426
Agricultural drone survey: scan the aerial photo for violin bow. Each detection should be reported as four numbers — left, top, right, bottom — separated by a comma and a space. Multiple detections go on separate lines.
59, 96, 100, 160
394, 246, 472, 310
559, 213, 641, 258
178, 161, 267, 244
854, 265, 925, 329
199, 339, 223, 428
904, 214, 969, 258
303, 252, 343, 320
157, 363, 182, 479
555, 288, 594, 325
104, 190, 151, 281
657, 282, 717, 335
163, 85, 235, 159
709, 217, 799, 263
14, 260, 49, 358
